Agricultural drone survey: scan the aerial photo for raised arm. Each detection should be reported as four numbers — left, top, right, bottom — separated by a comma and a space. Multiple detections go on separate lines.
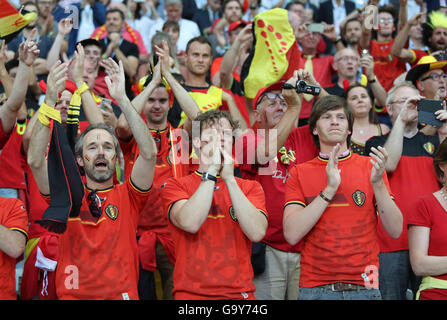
71, 43, 104, 125
27, 61, 68, 196
46, 18, 73, 72
115, 62, 163, 140
218, 24, 252, 89
360, 53, 387, 107
390, 13, 424, 63
1, 34, 39, 135
105, 59, 157, 190
156, 41, 201, 123
255, 70, 304, 165
383, 95, 421, 173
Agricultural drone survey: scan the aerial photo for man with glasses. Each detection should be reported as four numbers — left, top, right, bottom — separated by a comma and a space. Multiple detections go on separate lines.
237, 70, 327, 300
365, 77, 447, 299
326, 48, 387, 108
407, 55, 447, 100
27, 58, 158, 299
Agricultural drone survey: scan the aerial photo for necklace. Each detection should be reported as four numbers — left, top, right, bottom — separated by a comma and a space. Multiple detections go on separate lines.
440, 188, 447, 202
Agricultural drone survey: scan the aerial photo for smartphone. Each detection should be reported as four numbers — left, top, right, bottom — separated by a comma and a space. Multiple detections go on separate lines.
99, 98, 112, 112
307, 23, 324, 33
418, 99, 444, 127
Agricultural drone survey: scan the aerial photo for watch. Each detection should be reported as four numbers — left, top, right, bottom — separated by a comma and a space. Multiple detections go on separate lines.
201, 172, 218, 183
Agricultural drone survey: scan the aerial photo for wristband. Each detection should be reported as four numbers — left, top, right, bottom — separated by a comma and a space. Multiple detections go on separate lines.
201, 172, 218, 183
319, 191, 332, 202
38, 102, 61, 126
75, 82, 89, 95
368, 76, 377, 84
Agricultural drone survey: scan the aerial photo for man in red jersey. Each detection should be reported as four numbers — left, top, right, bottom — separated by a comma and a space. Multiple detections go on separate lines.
116, 41, 200, 299
238, 69, 324, 300
365, 80, 447, 300
27, 58, 157, 299
161, 109, 268, 300
283, 95, 402, 300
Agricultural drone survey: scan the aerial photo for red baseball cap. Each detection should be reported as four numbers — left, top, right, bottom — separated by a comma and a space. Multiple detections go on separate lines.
252, 81, 285, 109
228, 20, 249, 33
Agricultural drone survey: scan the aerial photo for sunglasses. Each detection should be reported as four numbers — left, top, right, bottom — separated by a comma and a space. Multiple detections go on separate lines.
88, 191, 102, 217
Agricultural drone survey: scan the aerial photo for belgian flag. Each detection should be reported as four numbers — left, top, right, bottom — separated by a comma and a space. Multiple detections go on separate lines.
0, 0, 37, 43
241, 8, 302, 100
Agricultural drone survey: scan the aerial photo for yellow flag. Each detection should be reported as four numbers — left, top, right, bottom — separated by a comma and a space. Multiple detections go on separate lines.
243, 8, 297, 99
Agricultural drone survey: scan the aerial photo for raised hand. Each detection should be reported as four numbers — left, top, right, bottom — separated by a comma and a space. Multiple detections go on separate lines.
72, 43, 85, 86
45, 61, 68, 107
282, 70, 301, 108
154, 40, 171, 76
370, 146, 388, 185
325, 143, 341, 195
18, 28, 40, 67
58, 18, 73, 36
398, 95, 422, 124
104, 58, 126, 103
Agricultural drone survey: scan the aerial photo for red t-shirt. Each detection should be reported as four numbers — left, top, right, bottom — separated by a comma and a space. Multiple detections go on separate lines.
54, 178, 152, 300
161, 171, 267, 300
0, 118, 10, 150
366, 39, 407, 92
284, 153, 392, 288
0, 197, 28, 300
408, 194, 447, 300
366, 132, 440, 252
408, 49, 428, 66
239, 125, 318, 252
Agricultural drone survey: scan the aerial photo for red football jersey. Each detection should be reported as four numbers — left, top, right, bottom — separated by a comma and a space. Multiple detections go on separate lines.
366, 39, 407, 92
161, 171, 267, 299
285, 153, 393, 288
55, 178, 152, 299
239, 125, 318, 252
0, 197, 28, 300
0, 118, 10, 150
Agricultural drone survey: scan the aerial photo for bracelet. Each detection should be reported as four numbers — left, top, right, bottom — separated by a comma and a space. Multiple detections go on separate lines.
368, 76, 377, 84
319, 191, 332, 202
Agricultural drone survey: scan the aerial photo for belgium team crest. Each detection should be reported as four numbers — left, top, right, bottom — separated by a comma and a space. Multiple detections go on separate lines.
423, 142, 435, 155
352, 190, 366, 207
105, 204, 119, 220
229, 206, 238, 222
